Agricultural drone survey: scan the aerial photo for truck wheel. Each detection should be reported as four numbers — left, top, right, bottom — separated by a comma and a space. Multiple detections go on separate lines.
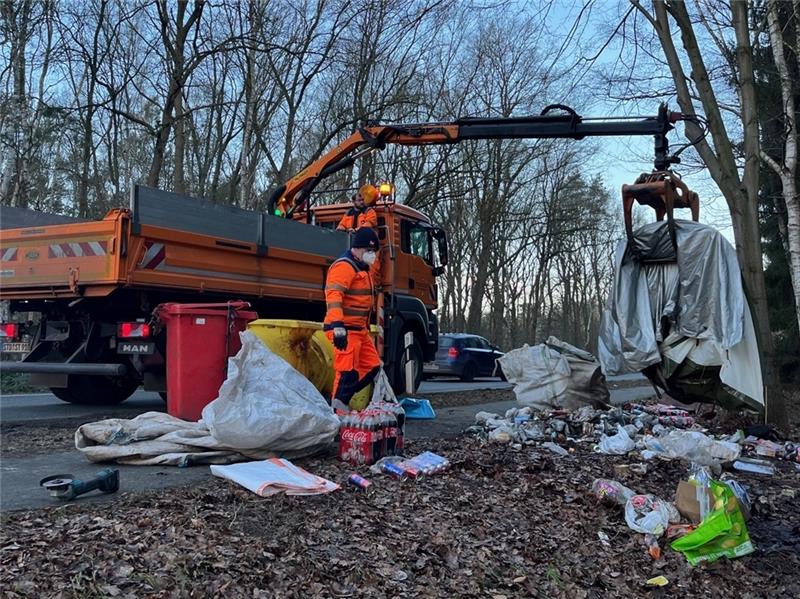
50, 373, 139, 405
392, 336, 423, 395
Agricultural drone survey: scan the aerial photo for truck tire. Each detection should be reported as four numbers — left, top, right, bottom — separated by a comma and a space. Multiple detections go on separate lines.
392, 336, 423, 395
50, 373, 139, 405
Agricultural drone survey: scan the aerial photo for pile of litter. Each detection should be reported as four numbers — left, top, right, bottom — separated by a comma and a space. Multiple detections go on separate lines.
468, 399, 799, 568
468, 401, 799, 471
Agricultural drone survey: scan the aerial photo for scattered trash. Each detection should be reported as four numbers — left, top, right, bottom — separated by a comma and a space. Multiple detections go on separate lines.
614, 463, 647, 478
596, 426, 635, 455
732, 458, 775, 476
722, 479, 752, 521
210, 458, 339, 496
382, 461, 408, 479
675, 479, 714, 524
39, 469, 119, 501
666, 524, 695, 539
642, 430, 741, 466
403, 451, 450, 475
348, 473, 372, 490
372, 451, 450, 479
399, 397, 436, 420
597, 531, 611, 547
369, 456, 404, 475
624, 494, 679, 537
646, 576, 669, 587
744, 424, 782, 441
489, 427, 514, 444
591, 479, 635, 507
671, 480, 755, 566
754, 439, 784, 458
542, 441, 569, 457
644, 533, 661, 560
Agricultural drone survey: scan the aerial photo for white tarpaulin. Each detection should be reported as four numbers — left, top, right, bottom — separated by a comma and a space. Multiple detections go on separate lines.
76, 331, 340, 465
599, 220, 763, 411
497, 337, 610, 411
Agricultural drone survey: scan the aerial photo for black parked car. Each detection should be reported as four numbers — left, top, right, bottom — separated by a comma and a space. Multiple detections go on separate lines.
423, 333, 506, 382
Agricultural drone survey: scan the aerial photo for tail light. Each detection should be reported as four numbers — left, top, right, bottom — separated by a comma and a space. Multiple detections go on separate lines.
448, 346, 459, 359
118, 322, 152, 339
0, 323, 19, 339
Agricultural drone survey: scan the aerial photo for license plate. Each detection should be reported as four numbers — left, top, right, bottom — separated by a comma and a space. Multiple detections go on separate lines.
117, 341, 155, 355
424, 362, 439, 370
0, 342, 31, 354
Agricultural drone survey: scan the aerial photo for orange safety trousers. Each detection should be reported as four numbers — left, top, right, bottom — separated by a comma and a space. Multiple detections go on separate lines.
326, 328, 381, 404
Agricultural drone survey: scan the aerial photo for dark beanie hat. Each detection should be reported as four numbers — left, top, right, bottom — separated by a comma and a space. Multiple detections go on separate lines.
352, 227, 379, 249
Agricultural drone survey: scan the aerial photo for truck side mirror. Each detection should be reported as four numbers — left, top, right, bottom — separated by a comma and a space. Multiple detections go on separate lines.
431, 228, 448, 267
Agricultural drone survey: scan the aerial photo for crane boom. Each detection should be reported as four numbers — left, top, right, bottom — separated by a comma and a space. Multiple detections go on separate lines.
268, 103, 689, 215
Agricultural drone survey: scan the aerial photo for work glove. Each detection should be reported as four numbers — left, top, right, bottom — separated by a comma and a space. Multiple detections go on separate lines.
333, 327, 348, 350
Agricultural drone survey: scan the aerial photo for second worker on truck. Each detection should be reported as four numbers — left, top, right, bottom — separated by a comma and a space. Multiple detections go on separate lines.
337, 184, 379, 233
324, 227, 381, 411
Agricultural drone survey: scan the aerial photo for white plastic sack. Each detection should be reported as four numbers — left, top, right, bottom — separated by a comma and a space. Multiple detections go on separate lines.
596, 426, 636, 455
642, 430, 741, 466
497, 338, 609, 410
202, 330, 340, 452
370, 368, 397, 404
624, 494, 679, 537
498, 343, 570, 408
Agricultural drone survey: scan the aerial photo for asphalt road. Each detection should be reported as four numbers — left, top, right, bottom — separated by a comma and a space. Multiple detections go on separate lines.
0, 383, 658, 512
0, 379, 513, 425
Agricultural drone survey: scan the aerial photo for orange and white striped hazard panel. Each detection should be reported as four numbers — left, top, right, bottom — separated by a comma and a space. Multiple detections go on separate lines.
48, 241, 108, 259
138, 242, 166, 270
1, 248, 18, 262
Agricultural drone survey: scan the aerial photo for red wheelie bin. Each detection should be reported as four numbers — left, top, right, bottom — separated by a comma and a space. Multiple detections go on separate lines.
156, 301, 257, 421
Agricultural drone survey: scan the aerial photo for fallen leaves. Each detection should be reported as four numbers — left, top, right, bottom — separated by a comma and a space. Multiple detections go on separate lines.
0, 434, 798, 598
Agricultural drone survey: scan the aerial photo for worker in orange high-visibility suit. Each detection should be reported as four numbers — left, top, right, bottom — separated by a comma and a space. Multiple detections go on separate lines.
337, 184, 379, 233
324, 227, 381, 411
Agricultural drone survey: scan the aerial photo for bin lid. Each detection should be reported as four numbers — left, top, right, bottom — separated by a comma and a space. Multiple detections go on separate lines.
156, 301, 252, 317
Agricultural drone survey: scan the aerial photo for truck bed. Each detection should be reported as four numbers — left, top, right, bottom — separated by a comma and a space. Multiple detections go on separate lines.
0, 186, 349, 303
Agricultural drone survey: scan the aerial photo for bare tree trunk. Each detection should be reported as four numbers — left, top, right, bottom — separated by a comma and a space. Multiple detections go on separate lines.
1, 0, 33, 207
632, 0, 785, 425
763, 0, 800, 335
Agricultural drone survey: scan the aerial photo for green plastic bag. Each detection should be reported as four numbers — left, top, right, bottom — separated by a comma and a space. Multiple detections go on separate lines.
671, 480, 755, 566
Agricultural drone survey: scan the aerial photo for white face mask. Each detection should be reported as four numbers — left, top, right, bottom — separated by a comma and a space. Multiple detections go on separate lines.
362, 250, 377, 265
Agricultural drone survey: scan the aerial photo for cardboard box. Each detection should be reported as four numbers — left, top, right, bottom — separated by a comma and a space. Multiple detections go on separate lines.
675, 480, 714, 524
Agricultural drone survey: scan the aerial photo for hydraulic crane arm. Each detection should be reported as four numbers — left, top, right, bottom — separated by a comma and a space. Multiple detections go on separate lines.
267, 103, 690, 215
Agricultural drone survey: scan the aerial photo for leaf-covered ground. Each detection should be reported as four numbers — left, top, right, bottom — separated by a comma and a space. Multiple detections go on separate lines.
2, 433, 798, 598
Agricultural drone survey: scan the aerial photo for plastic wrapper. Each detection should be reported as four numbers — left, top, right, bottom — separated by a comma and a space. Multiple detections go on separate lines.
642, 430, 741, 466
596, 426, 635, 455
624, 494, 679, 537
591, 479, 636, 507
671, 480, 755, 566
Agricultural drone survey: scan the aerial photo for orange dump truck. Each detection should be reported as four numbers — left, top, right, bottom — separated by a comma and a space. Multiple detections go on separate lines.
0, 186, 447, 404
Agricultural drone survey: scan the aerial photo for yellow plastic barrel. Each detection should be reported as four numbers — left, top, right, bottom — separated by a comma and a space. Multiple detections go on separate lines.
247, 319, 334, 396
246, 319, 377, 410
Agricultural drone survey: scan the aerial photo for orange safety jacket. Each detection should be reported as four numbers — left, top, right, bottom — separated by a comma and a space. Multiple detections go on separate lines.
336, 207, 378, 231
324, 251, 375, 331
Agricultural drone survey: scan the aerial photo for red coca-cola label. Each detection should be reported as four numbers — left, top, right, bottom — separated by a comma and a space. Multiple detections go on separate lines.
339, 426, 376, 465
